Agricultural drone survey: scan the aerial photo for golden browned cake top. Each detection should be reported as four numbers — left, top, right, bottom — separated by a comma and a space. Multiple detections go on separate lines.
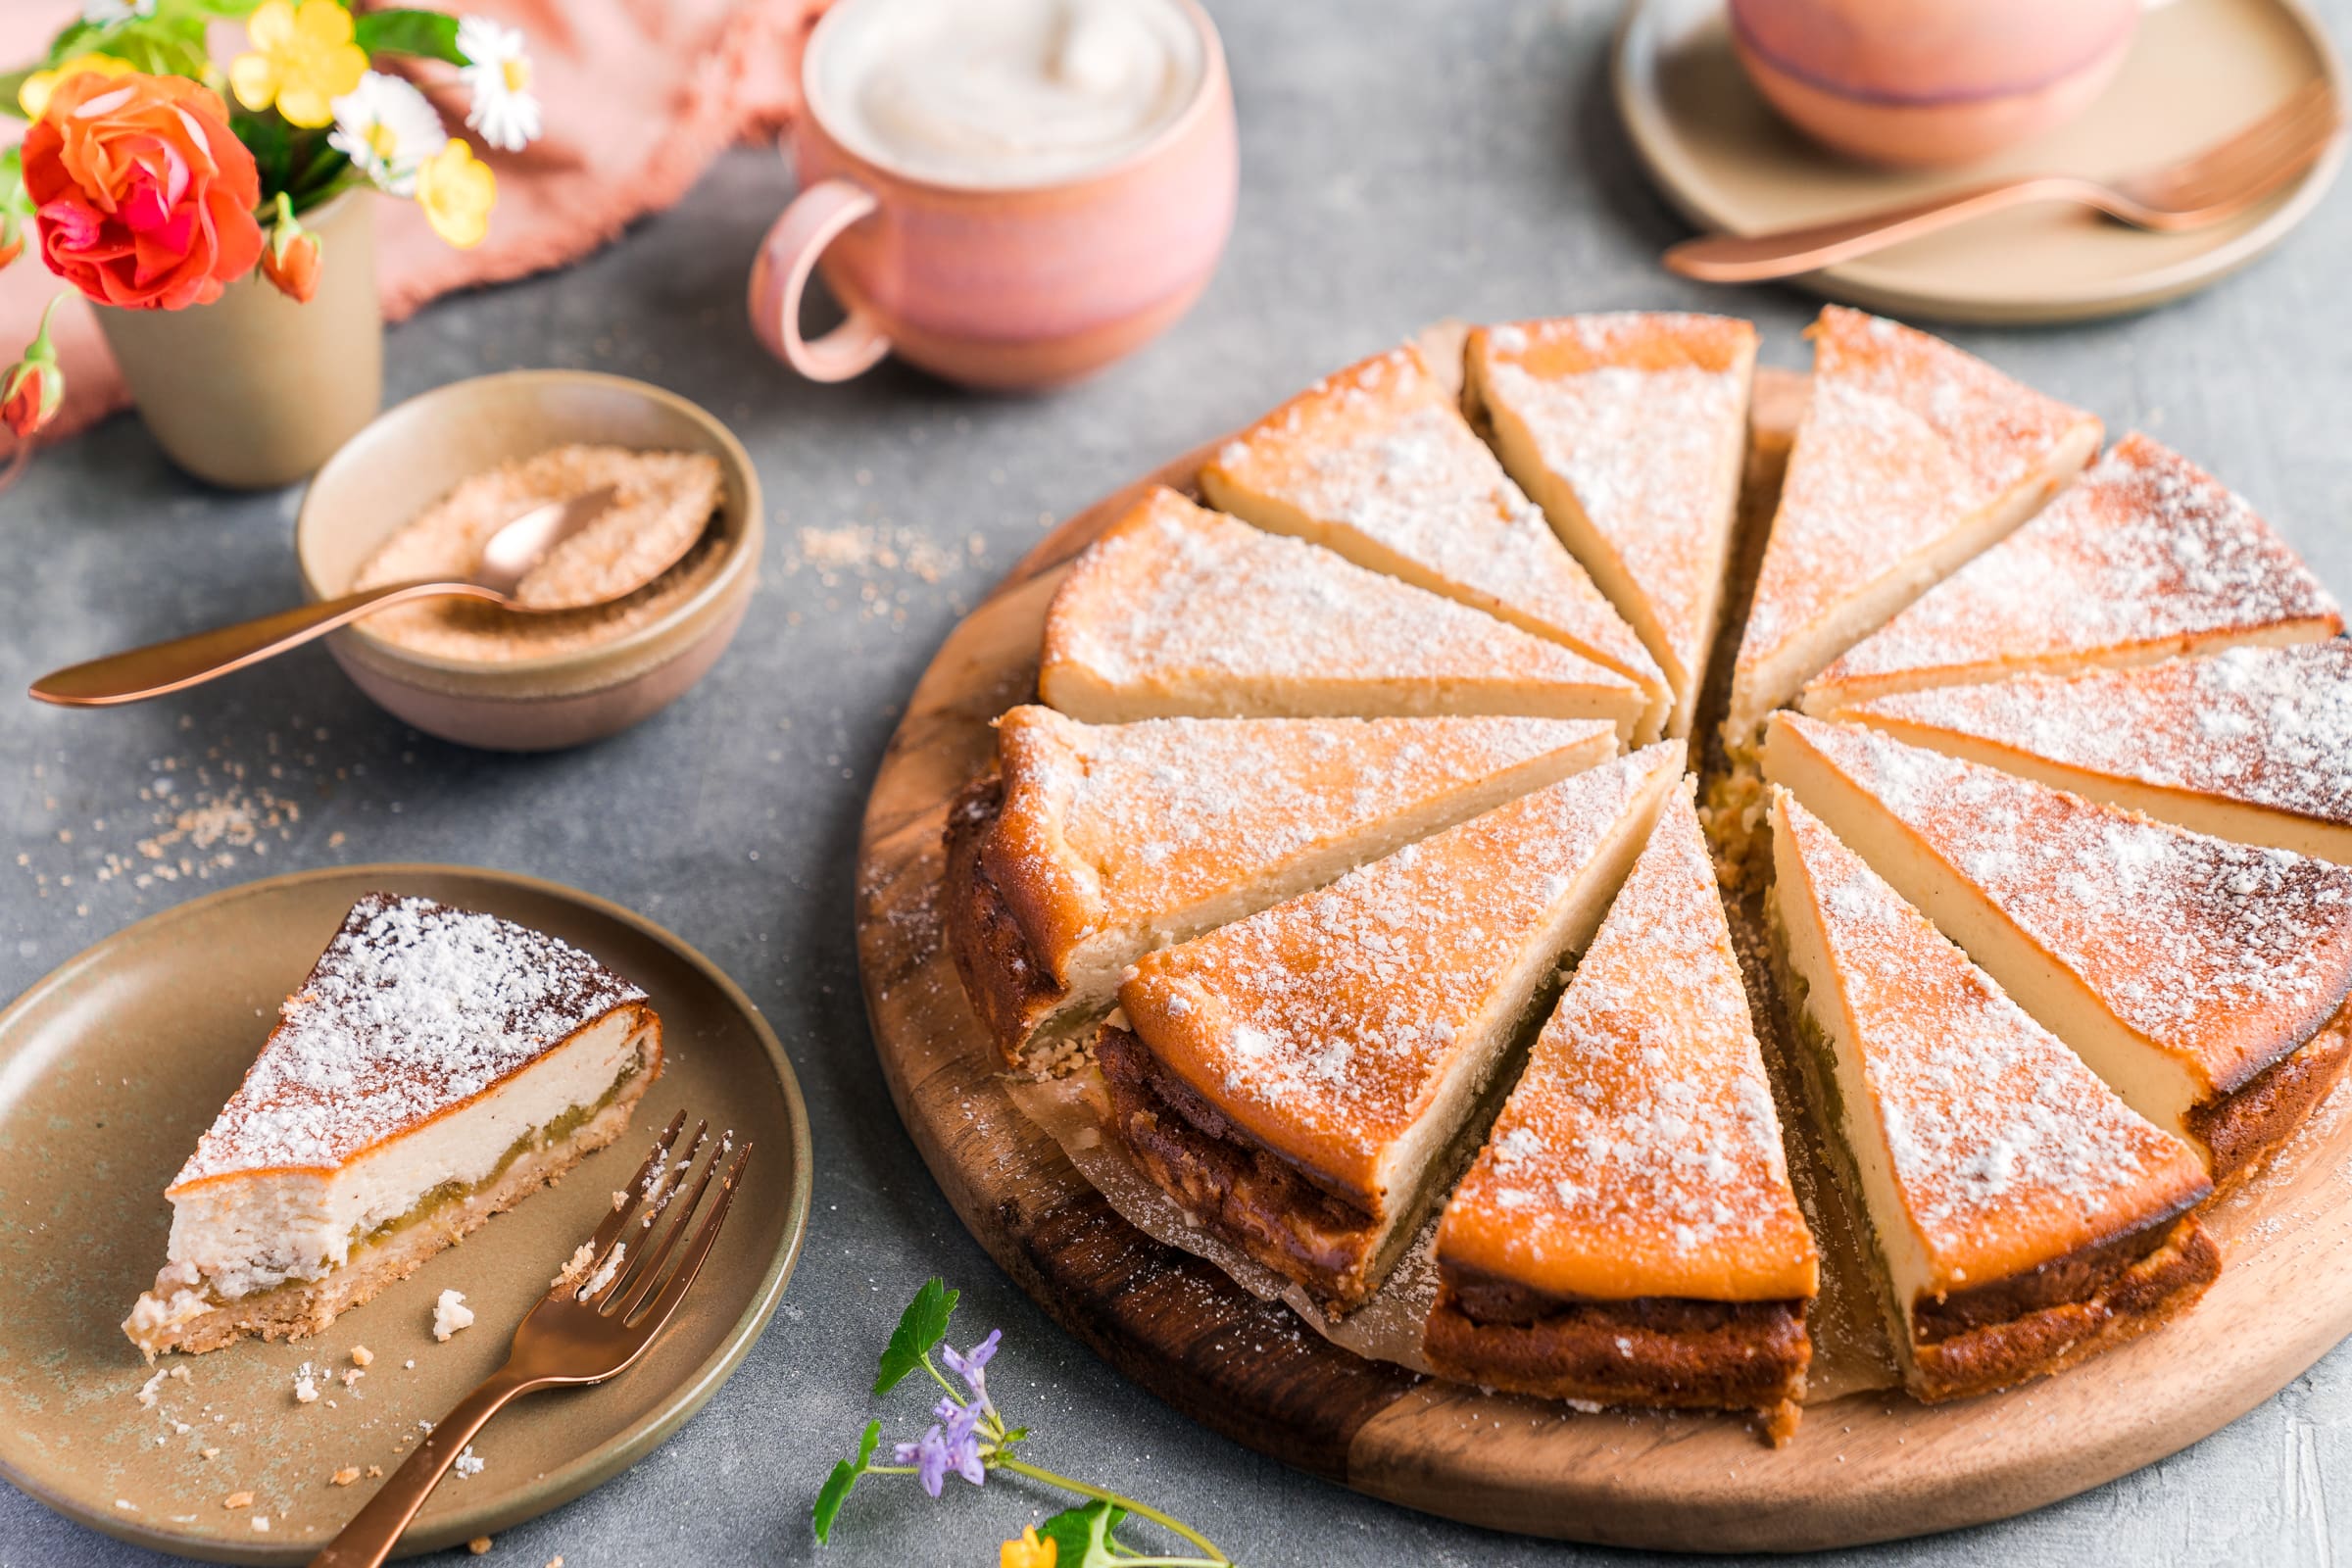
1781, 714, 2352, 1095
1844, 643, 2352, 830
1815, 433, 2342, 691
1438, 781, 1817, 1302
1776, 794, 2211, 1297
1738, 307, 2101, 676
1120, 744, 1684, 1205
1199, 344, 1660, 688
170, 894, 648, 1192
1040, 487, 1636, 699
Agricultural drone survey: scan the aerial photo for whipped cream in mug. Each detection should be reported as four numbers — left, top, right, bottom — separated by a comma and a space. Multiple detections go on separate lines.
810, 0, 1205, 188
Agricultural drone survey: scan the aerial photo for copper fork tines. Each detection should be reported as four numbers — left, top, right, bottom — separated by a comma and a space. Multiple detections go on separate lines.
310, 1111, 752, 1568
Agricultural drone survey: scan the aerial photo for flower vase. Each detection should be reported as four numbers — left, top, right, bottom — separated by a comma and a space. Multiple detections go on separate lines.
91, 189, 382, 490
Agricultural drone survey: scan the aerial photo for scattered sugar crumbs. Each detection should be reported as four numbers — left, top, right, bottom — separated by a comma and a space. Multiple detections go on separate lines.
785, 520, 991, 626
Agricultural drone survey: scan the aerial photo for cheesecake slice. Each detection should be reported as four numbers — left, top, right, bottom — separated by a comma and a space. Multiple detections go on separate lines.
124, 894, 662, 1357
1765, 713, 2352, 1190
1465, 314, 1757, 741
1768, 789, 2218, 1402
1039, 487, 1646, 741
945, 707, 1617, 1070
1199, 344, 1670, 741
1723, 307, 2101, 760
1100, 742, 1685, 1312
1802, 433, 2342, 714
1838, 644, 2352, 865
1426, 778, 1818, 1434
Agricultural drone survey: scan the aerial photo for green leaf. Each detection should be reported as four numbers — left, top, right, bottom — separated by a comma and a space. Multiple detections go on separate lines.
1038, 1499, 1131, 1568
874, 1277, 957, 1395
353, 10, 466, 66
811, 1420, 880, 1544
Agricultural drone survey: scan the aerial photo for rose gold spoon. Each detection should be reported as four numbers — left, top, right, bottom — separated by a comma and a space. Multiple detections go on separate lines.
27, 484, 673, 707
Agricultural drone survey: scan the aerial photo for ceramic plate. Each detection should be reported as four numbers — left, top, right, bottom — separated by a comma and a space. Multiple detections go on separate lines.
1614, 0, 2347, 323
0, 866, 811, 1564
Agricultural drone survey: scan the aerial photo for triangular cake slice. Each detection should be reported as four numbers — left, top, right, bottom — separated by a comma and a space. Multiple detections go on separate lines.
945, 707, 1617, 1069
1426, 778, 1818, 1435
1040, 487, 1646, 741
125, 894, 662, 1357
1723, 307, 2101, 759
1803, 433, 2342, 713
1465, 313, 1757, 741
1839, 644, 2352, 865
1768, 789, 2217, 1402
1197, 344, 1671, 741
1766, 713, 2352, 1190
1099, 743, 1685, 1311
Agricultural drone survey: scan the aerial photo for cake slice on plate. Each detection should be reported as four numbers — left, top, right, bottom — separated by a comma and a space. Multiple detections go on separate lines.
1038, 487, 1646, 741
945, 707, 1617, 1070
1198, 344, 1670, 741
1837, 644, 2352, 865
1464, 313, 1756, 741
124, 894, 662, 1358
1767, 789, 2218, 1402
1802, 433, 2341, 714
1765, 713, 2352, 1190
1425, 778, 1818, 1437
1099, 742, 1685, 1312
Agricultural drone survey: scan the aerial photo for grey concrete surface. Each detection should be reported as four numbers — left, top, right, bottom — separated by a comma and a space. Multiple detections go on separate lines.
6, 1, 2352, 1562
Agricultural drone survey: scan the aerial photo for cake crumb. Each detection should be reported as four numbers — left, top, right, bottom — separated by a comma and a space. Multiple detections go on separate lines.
433, 1290, 474, 1341
252, 1516, 270, 1533
405, 1358, 416, 1370
350, 1345, 373, 1367
367, 1465, 383, 1478
200, 1447, 220, 1460
454, 1446, 485, 1479
548, 1558, 564, 1568
292, 1364, 320, 1403
331, 1467, 360, 1487
342, 1368, 366, 1392
551, 1242, 596, 1294
223, 1491, 253, 1510
467, 1534, 494, 1553
114, 1498, 136, 1511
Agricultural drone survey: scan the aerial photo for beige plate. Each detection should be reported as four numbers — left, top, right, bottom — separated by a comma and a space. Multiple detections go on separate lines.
1614, 0, 2347, 323
0, 866, 812, 1564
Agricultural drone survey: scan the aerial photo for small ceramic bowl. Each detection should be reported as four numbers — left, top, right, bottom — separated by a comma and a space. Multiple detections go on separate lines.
295, 370, 760, 752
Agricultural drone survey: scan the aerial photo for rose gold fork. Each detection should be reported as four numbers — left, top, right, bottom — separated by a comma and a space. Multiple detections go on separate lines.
309, 1113, 749, 1568
1664, 79, 2345, 283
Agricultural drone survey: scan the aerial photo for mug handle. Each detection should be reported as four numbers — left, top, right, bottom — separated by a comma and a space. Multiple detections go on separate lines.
749, 177, 891, 382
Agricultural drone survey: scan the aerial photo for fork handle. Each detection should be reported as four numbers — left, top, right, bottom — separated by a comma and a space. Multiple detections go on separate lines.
309, 1365, 543, 1568
1662, 174, 2107, 282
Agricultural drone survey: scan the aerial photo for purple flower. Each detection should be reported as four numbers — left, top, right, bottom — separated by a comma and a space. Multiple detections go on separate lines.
892, 1411, 985, 1498
941, 1329, 1002, 1406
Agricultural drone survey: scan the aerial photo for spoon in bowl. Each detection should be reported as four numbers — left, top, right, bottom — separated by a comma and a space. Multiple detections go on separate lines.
26, 484, 702, 708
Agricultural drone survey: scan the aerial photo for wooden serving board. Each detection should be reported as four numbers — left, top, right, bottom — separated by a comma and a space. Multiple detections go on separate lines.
851, 367, 2352, 1550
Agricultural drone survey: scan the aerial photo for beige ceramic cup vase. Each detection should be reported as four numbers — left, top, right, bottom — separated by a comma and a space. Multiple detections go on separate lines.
93, 188, 383, 489
749, 0, 1238, 391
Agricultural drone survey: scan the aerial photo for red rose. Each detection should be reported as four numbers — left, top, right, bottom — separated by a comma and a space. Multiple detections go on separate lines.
2, 358, 61, 437
23, 71, 265, 312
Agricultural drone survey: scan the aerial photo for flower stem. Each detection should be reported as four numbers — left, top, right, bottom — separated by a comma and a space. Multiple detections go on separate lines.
990, 1457, 1229, 1564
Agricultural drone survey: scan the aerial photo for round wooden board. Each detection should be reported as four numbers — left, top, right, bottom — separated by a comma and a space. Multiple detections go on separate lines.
851, 367, 2352, 1550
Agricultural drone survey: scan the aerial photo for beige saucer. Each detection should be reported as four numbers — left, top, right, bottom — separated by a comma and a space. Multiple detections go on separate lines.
1614, 0, 2347, 323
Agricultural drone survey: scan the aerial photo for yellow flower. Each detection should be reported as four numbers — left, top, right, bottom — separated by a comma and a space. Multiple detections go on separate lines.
18, 53, 134, 121
415, 139, 496, 249
230, 0, 368, 129
1001, 1527, 1056, 1568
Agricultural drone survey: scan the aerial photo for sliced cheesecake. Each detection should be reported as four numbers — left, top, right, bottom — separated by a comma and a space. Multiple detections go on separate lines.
125, 894, 662, 1358
945, 707, 1618, 1070
1038, 487, 1646, 741
1768, 789, 2218, 1402
1723, 307, 2101, 760
1838, 644, 2352, 865
1802, 433, 2342, 714
1198, 344, 1670, 741
1426, 778, 1818, 1435
1766, 713, 2352, 1190
1465, 313, 1757, 741
1100, 743, 1685, 1312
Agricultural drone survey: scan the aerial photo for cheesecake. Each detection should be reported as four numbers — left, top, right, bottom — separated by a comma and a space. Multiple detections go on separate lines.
1765, 713, 2352, 1190
1464, 314, 1757, 741
1425, 779, 1818, 1435
1100, 743, 1684, 1312
945, 708, 1617, 1070
1802, 433, 2342, 714
1837, 644, 2352, 865
1768, 789, 2218, 1402
124, 894, 662, 1358
1038, 487, 1646, 741
1198, 344, 1670, 741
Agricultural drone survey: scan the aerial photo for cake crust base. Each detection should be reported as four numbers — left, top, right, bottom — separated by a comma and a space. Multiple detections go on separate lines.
943, 776, 1079, 1071
2194, 998, 2352, 1197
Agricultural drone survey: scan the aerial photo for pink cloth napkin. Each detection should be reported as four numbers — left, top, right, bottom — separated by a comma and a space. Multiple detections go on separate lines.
0, 0, 823, 450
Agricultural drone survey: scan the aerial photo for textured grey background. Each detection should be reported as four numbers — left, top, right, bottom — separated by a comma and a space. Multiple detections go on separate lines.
6, 0, 2352, 1562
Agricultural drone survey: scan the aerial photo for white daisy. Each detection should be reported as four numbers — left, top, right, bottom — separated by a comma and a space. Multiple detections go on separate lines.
456, 16, 541, 153
328, 72, 448, 197
79, 0, 154, 24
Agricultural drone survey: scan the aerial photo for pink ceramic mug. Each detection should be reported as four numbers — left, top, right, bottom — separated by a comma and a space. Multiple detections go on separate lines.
749, 0, 1238, 391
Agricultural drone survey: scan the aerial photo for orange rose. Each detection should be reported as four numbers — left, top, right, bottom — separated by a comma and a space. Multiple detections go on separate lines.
23, 72, 264, 312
